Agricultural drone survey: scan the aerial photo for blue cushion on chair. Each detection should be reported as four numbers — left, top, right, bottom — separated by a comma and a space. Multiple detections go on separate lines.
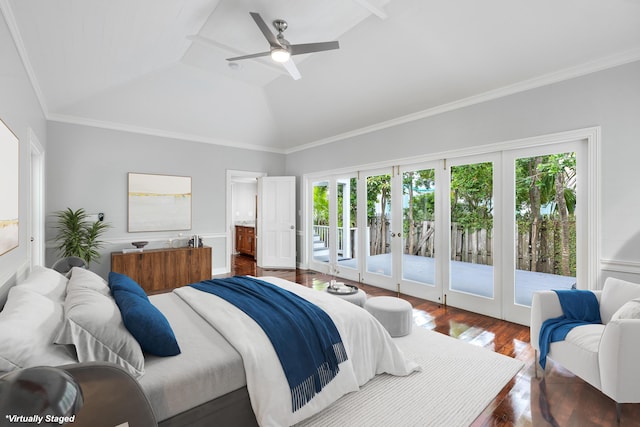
112, 290, 181, 357
108, 272, 149, 300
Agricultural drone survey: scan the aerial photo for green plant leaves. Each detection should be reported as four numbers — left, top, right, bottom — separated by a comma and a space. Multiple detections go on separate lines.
54, 208, 110, 265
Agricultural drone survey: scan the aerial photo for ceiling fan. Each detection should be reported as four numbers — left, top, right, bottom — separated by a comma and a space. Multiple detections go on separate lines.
226, 12, 340, 80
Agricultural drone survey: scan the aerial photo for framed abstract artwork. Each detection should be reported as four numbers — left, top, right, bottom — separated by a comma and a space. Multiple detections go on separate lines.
0, 118, 19, 256
128, 173, 192, 232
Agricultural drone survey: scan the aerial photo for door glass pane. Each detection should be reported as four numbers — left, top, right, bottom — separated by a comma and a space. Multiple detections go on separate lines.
450, 162, 494, 297
337, 177, 358, 271
402, 168, 436, 285
312, 181, 330, 263
366, 173, 392, 277
515, 153, 577, 306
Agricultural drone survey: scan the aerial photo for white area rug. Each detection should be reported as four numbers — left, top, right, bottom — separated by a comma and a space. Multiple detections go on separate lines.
296, 327, 524, 427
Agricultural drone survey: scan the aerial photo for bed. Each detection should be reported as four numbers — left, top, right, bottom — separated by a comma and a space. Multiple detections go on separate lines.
0, 267, 419, 426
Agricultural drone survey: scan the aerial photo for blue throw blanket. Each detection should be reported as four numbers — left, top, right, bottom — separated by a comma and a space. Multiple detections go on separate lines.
538, 289, 601, 369
191, 276, 348, 412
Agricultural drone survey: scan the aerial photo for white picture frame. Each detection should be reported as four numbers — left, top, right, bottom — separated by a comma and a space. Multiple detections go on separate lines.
0, 118, 19, 256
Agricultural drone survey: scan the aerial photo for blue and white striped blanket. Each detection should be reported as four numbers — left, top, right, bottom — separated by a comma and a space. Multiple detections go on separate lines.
191, 276, 348, 412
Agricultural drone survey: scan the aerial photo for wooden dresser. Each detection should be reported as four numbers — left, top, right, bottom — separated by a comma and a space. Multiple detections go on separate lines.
235, 225, 256, 257
111, 246, 212, 294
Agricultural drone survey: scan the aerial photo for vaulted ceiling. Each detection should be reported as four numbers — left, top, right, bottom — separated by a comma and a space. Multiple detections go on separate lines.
3, 0, 640, 153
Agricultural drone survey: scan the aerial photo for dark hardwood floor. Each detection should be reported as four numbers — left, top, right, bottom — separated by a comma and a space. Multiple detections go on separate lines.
221, 255, 640, 427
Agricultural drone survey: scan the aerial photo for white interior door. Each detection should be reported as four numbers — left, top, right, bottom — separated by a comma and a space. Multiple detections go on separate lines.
29, 130, 45, 268
257, 176, 296, 269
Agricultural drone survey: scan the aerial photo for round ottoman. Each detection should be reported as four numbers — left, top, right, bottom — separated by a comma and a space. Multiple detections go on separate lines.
328, 289, 367, 307
364, 296, 413, 337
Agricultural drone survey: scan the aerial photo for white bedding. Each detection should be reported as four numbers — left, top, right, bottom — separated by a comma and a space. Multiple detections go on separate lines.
174, 276, 419, 427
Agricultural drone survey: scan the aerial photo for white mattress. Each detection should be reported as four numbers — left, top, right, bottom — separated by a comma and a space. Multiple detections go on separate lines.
138, 292, 246, 422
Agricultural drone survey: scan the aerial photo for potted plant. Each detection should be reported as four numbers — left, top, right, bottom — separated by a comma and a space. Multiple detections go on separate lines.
53, 208, 110, 266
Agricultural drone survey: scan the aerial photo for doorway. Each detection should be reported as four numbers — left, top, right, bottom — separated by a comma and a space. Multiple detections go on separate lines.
226, 170, 265, 273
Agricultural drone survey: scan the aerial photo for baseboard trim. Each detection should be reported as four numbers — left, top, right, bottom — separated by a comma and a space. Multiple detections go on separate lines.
212, 267, 227, 276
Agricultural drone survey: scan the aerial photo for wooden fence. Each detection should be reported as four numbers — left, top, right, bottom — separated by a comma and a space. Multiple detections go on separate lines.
515, 218, 576, 275
369, 216, 390, 255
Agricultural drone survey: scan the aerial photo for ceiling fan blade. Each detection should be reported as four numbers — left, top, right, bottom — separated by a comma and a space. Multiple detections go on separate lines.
250, 12, 281, 48
282, 59, 301, 80
290, 41, 339, 56
226, 51, 271, 61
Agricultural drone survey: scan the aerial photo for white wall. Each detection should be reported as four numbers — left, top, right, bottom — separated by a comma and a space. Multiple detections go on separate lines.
45, 121, 286, 278
285, 60, 640, 285
0, 10, 47, 302
231, 182, 257, 224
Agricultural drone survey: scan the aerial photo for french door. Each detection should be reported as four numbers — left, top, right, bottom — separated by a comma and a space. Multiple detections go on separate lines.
395, 162, 443, 302
313, 165, 444, 299
361, 168, 395, 288
310, 174, 360, 282
307, 134, 592, 325
502, 141, 582, 325
443, 154, 502, 318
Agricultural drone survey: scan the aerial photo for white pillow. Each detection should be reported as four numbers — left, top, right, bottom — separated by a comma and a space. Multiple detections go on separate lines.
67, 267, 110, 295
611, 298, 640, 321
56, 286, 145, 378
601, 277, 640, 323
0, 287, 76, 372
15, 266, 68, 302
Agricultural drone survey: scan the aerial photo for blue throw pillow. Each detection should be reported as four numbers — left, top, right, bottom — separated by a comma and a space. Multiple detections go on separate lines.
112, 290, 181, 357
108, 272, 148, 300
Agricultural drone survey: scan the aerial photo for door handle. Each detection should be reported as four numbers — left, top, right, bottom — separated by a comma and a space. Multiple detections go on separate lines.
290, 225, 295, 229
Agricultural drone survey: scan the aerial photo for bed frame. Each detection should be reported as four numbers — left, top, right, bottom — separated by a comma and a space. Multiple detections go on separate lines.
158, 387, 258, 427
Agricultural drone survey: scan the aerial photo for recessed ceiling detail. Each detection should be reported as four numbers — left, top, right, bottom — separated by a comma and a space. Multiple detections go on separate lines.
3, 0, 640, 152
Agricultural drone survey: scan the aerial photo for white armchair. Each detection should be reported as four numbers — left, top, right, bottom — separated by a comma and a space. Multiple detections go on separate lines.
530, 277, 640, 418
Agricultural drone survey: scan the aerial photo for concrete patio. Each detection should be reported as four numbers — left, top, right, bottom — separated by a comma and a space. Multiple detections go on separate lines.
331, 253, 576, 306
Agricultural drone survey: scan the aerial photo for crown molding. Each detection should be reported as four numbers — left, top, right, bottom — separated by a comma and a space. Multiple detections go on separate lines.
50, 48, 640, 157
284, 49, 640, 154
47, 113, 287, 154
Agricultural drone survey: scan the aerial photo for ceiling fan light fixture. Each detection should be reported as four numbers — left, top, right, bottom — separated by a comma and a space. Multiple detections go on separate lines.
271, 48, 290, 63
